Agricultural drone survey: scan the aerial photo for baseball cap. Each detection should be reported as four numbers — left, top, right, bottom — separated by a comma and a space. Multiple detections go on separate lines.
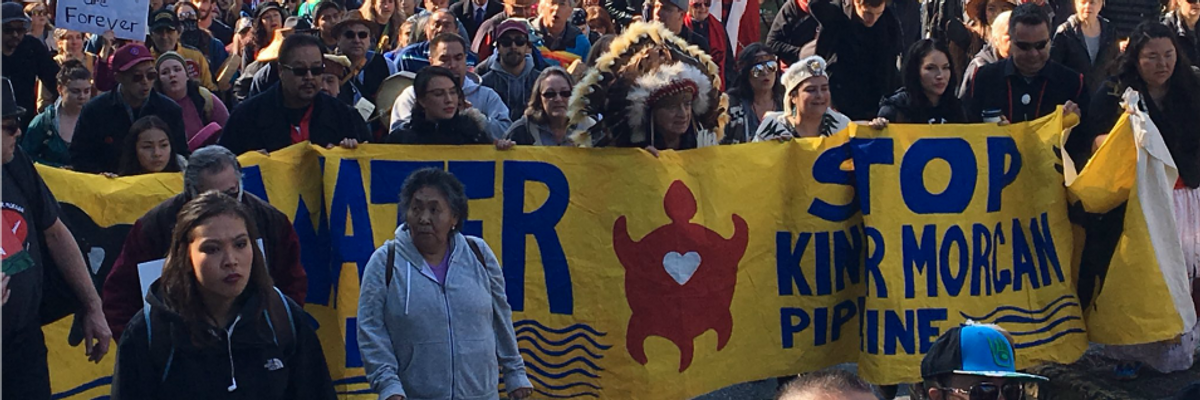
495, 18, 530, 38
920, 324, 1048, 382
111, 43, 156, 73
2, 77, 25, 120
149, 9, 179, 31
256, 2, 285, 20
1, 2, 31, 28
284, 16, 315, 33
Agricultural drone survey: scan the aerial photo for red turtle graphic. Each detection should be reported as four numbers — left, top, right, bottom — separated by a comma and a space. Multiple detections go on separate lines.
613, 180, 749, 372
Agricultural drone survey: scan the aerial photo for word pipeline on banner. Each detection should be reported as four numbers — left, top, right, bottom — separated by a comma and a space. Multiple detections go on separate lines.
34, 110, 1194, 400
56, 0, 147, 41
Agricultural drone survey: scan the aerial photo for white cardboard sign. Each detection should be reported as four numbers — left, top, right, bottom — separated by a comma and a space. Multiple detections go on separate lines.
56, 0, 149, 41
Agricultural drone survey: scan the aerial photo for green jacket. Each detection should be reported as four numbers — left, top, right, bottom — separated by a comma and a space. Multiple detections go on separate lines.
21, 104, 72, 168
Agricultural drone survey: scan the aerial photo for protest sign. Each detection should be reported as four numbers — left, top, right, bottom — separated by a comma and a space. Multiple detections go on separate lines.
55, 0, 148, 41
37, 109, 1190, 399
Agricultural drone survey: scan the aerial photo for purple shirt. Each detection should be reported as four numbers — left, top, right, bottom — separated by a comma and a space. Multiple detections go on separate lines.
428, 245, 453, 284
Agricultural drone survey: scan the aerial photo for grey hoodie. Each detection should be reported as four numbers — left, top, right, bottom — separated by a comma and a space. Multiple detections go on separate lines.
481, 54, 541, 123
357, 225, 531, 400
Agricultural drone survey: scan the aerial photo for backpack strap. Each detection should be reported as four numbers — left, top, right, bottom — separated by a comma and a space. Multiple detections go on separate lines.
384, 241, 396, 288
466, 237, 486, 268
145, 308, 177, 384
264, 287, 297, 356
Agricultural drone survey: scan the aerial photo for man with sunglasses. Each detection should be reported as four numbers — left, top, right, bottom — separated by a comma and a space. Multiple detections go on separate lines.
334, 16, 398, 106
922, 323, 1048, 400
482, 19, 543, 122
472, 0, 537, 60
3, 76, 113, 400
963, 3, 1086, 123
101, 145, 309, 341
71, 44, 189, 174
220, 34, 371, 154
2, 2, 58, 129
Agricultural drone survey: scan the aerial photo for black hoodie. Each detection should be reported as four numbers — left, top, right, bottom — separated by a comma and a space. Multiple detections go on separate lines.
112, 282, 336, 400
877, 88, 968, 124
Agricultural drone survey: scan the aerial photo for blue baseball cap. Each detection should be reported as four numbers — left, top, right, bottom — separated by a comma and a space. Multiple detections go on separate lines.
920, 324, 1048, 381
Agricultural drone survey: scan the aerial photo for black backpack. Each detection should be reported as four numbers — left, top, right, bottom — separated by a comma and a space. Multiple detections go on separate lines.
145, 287, 297, 383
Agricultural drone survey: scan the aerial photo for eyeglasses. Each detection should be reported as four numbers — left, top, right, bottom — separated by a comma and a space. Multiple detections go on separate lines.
751, 60, 778, 78
1014, 40, 1048, 51
940, 382, 1024, 400
2, 26, 27, 35
29, 9, 47, 16
179, 12, 198, 19
541, 90, 572, 99
342, 30, 370, 39
1, 122, 19, 136
128, 71, 159, 82
497, 36, 529, 47
282, 64, 326, 76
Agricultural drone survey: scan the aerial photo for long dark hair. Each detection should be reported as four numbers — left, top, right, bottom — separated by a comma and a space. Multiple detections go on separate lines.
118, 115, 183, 176
160, 191, 273, 347
1117, 22, 1200, 100
728, 43, 784, 102
411, 66, 463, 120
901, 39, 962, 109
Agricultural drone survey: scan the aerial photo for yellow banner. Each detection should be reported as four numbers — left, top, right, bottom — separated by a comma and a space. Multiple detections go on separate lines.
38, 111, 1181, 399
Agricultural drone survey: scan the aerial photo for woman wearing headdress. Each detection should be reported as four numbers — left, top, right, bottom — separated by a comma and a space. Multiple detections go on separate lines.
567, 21, 728, 155
753, 55, 851, 140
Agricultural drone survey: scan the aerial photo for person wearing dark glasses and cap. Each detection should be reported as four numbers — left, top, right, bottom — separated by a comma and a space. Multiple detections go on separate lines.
963, 3, 1087, 124
921, 323, 1048, 400
2, 2, 59, 129
147, 9, 219, 91
220, 34, 371, 155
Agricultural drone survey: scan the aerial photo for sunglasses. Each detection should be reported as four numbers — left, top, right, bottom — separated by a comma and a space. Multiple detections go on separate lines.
751, 60, 779, 78
343, 30, 370, 39
2, 26, 27, 35
2, 122, 19, 136
541, 90, 572, 99
128, 71, 158, 82
282, 64, 326, 76
940, 382, 1024, 400
497, 36, 529, 47
1014, 40, 1048, 51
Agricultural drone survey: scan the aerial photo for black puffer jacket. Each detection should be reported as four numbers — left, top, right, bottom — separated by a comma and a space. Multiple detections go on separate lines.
877, 88, 968, 123
766, 0, 821, 65
1051, 15, 1120, 96
111, 283, 335, 400
386, 108, 492, 145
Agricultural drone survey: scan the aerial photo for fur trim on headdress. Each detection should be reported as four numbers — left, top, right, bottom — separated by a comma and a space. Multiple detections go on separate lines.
625, 62, 713, 135
567, 21, 728, 147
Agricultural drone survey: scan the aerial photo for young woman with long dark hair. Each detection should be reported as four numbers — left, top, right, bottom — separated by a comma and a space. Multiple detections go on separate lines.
871, 39, 968, 128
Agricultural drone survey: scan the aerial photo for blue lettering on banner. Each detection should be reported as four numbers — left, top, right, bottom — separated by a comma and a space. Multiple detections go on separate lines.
776, 226, 872, 297
329, 160, 375, 279
776, 232, 814, 296
808, 143, 857, 222
903, 224, 938, 299
939, 225, 969, 297
900, 138, 976, 214
971, 223, 993, 296
986, 137, 1023, 212
848, 138, 896, 216
502, 161, 573, 314
864, 227, 887, 298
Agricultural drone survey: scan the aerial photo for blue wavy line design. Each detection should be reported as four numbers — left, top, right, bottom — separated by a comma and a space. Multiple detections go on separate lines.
514, 320, 608, 337
960, 294, 1075, 321
520, 348, 605, 371
517, 336, 605, 359
516, 327, 613, 350
527, 373, 604, 391
989, 302, 1080, 324
536, 389, 601, 398
51, 376, 112, 399
1014, 328, 1086, 349
1008, 316, 1082, 336
522, 365, 602, 380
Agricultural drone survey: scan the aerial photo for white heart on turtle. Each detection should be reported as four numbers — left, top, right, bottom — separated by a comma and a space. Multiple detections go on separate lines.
662, 251, 702, 285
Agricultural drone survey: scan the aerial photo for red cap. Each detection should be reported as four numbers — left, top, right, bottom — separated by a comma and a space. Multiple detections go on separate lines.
111, 44, 155, 73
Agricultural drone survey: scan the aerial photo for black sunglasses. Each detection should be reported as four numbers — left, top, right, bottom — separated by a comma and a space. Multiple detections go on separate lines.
342, 30, 370, 39
940, 382, 1024, 400
282, 64, 326, 76
498, 36, 529, 47
129, 71, 158, 82
541, 90, 572, 99
1014, 40, 1048, 51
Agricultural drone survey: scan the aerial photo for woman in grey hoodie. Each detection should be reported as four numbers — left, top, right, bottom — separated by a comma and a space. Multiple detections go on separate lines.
357, 168, 533, 400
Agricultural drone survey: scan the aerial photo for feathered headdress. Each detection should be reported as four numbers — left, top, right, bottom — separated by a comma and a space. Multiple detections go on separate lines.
567, 21, 727, 147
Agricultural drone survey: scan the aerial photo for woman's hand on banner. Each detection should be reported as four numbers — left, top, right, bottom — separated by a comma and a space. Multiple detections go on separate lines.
868, 117, 889, 130
495, 139, 516, 150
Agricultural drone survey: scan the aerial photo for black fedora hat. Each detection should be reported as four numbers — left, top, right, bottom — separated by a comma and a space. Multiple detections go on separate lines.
0, 76, 26, 120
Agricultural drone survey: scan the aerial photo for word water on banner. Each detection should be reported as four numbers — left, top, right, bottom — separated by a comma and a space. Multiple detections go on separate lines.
56, 0, 147, 41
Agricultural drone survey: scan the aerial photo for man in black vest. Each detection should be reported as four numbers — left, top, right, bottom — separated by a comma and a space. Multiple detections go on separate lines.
963, 3, 1085, 123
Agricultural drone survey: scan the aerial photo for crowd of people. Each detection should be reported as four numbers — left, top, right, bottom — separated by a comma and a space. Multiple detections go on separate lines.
4, 0, 1200, 397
